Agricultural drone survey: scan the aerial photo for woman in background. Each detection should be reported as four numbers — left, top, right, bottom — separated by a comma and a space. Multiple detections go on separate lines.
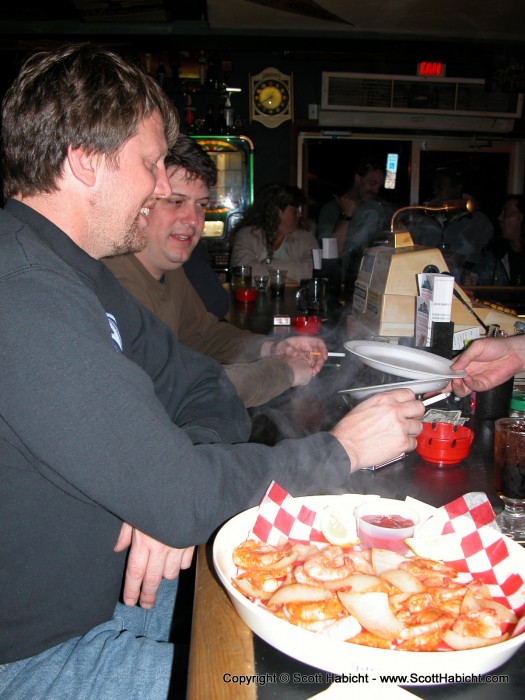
231, 183, 318, 283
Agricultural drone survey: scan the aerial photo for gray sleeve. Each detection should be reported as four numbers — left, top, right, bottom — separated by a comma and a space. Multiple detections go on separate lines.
2, 268, 351, 548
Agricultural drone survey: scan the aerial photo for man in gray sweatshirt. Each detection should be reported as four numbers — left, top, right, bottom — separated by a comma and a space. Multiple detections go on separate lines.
0, 43, 424, 699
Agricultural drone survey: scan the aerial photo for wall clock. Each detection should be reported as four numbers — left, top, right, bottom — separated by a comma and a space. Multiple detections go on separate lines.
249, 67, 293, 128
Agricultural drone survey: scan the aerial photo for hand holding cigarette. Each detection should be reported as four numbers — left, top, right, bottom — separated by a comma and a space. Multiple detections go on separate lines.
422, 392, 451, 406
311, 351, 345, 357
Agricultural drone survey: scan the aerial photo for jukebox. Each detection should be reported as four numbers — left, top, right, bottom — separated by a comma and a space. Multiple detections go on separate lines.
191, 135, 254, 279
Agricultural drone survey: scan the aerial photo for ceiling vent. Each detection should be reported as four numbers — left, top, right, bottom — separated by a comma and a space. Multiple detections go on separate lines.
320, 72, 523, 133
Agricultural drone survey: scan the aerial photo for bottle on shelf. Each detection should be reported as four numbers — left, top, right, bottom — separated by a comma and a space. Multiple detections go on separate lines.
224, 93, 234, 133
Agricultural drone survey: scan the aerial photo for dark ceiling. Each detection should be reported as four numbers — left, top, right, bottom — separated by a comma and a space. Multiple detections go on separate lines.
2, 0, 525, 45
0, 0, 524, 79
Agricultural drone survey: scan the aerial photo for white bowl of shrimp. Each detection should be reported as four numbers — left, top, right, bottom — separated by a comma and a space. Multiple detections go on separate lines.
213, 494, 525, 683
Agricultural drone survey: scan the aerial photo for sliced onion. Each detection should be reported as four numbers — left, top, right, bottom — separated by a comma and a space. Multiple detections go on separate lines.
234, 577, 274, 600
267, 583, 332, 607
338, 591, 403, 640
336, 573, 382, 592
380, 567, 425, 593
389, 592, 410, 608
480, 600, 518, 624
271, 551, 299, 570
321, 615, 362, 641
459, 588, 480, 613
460, 590, 518, 624
442, 629, 509, 650
371, 548, 407, 575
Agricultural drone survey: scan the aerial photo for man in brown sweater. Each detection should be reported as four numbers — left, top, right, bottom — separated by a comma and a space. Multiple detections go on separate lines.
104, 135, 327, 406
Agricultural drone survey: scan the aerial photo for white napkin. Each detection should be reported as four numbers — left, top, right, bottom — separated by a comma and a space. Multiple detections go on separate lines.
309, 682, 422, 699
322, 237, 338, 259
312, 248, 323, 269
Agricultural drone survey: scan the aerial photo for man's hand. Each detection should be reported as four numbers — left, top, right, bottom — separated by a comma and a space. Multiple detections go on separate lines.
331, 388, 424, 471
450, 336, 525, 397
261, 336, 328, 374
114, 523, 195, 609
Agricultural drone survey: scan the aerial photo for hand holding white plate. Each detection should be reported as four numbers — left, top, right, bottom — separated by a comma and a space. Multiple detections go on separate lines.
344, 341, 466, 380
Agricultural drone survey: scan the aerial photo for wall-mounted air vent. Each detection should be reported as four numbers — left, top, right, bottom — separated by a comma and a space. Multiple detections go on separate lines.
320, 72, 523, 133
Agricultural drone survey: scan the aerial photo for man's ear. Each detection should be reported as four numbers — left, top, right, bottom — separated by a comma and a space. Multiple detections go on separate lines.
66, 145, 98, 187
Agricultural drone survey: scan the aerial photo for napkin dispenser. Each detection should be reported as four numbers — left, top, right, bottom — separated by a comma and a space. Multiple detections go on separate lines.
350, 201, 517, 338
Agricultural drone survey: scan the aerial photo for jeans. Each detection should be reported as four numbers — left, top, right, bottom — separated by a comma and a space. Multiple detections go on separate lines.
0, 578, 179, 700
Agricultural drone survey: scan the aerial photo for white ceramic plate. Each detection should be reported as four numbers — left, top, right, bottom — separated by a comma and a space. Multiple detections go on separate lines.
338, 377, 449, 401
344, 341, 467, 380
213, 495, 525, 682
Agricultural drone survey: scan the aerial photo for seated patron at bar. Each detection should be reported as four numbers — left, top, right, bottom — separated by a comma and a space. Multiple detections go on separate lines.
104, 135, 326, 407
1, 43, 427, 700
317, 158, 389, 299
412, 167, 494, 284
468, 194, 524, 286
230, 182, 318, 283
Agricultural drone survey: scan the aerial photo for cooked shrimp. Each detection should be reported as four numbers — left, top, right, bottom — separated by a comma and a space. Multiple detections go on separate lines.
396, 631, 443, 651
419, 574, 456, 588
396, 592, 435, 617
345, 549, 375, 575
432, 584, 468, 601
285, 597, 345, 622
234, 569, 287, 596
294, 564, 321, 586
436, 597, 462, 616
232, 539, 296, 569
348, 631, 393, 649
303, 545, 354, 582
295, 563, 385, 592
400, 609, 454, 639
291, 543, 319, 561
452, 609, 502, 639
403, 593, 434, 613
231, 537, 517, 653
400, 557, 457, 577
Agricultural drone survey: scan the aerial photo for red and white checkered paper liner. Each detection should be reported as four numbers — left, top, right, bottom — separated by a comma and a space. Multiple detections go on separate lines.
248, 482, 525, 623
251, 481, 326, 545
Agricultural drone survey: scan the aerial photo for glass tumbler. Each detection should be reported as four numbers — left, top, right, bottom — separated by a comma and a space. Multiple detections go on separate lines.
231, 265, 252, 290
254, 274, 269, 293
270, 268, 287, 296
493, 417, 525, 540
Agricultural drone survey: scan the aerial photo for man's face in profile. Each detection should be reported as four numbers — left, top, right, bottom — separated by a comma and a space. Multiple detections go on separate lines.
356, 168, 385, 202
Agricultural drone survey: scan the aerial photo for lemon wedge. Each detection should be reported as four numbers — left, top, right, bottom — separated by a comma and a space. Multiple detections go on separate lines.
321, 505, 360, 546
405, 533, 461, 560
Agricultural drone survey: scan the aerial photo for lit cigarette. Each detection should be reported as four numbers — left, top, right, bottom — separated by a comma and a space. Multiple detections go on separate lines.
422, 392, 451, 406
310, 351, 345, 357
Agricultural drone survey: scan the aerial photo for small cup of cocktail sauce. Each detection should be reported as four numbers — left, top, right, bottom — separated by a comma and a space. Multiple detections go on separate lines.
354, 499, 419, 553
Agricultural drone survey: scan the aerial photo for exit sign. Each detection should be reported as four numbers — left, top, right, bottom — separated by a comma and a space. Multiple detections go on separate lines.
417, 62, 446, 77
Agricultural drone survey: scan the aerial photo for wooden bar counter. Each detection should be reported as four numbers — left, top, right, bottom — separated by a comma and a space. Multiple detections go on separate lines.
187, 544, 255, 700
